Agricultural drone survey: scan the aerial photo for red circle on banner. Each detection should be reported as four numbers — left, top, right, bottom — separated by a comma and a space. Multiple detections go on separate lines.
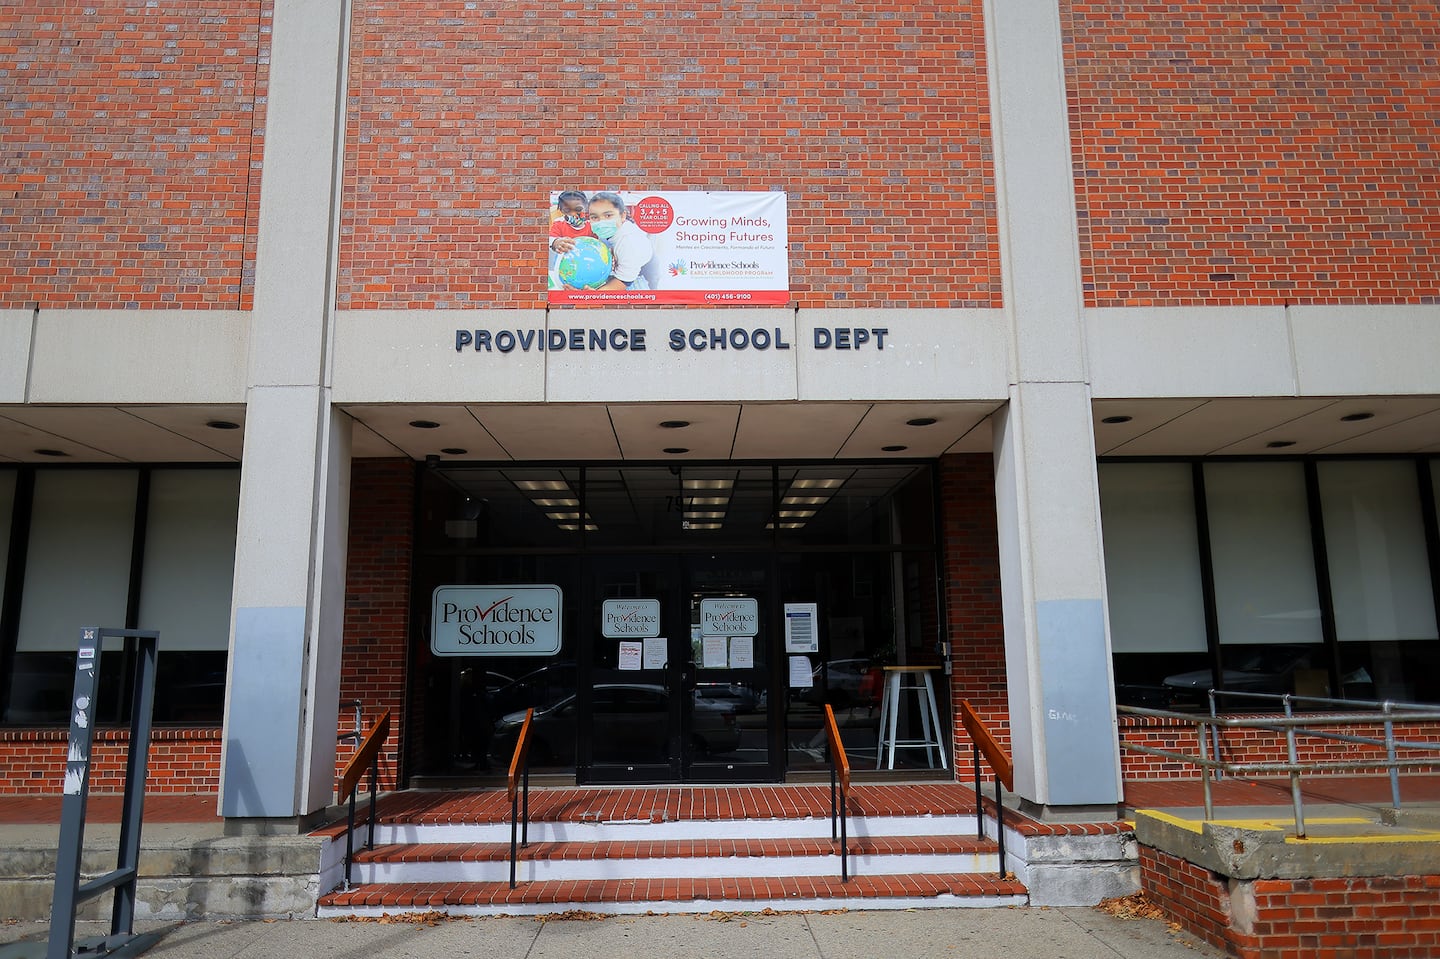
631, 196, 675, 234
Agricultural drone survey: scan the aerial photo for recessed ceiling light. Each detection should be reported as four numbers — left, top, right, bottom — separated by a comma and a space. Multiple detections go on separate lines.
34, 449, 68, 457
1266, 440, 1296, 449
530, 497, 579, 507
905, 417, 937, 427
882, 445, 908, 452
790, 478, 846, 490
205, 420, 240, 430
409, 420, 441, 429
683, 478, 734, 490
660, 420, 691, 429
664, 447, 689, 455
1340, 412, 1374, 422
440, 448, 467, 455
1101, 415, 1133, 425
683, 522, 724, 530
783, 495, 831, 506
514, 480, 570, 491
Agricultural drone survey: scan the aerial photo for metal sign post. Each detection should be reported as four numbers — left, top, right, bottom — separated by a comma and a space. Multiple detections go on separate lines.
45, 627, 160, 959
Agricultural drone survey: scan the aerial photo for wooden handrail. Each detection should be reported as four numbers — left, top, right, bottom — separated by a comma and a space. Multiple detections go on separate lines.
959, 700, 1012, 790
822, 704, 852, 882
507, 708, 535, 889
338, 707, 390, 891
339, 708, 390, 802
822, 703, 850, 793
507, 707, 534, 802
958, 699, 1011, 879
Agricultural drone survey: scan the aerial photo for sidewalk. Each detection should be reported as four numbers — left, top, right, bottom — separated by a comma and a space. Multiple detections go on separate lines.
1, 906, 1227, 959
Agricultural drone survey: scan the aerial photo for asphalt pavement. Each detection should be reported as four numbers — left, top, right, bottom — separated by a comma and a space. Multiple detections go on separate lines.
1, 905, 1226, 959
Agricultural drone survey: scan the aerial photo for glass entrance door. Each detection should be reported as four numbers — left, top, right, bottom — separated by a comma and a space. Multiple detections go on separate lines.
582, 554, 778, 783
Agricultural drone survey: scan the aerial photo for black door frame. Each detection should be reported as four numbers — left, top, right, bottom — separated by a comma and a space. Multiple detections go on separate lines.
578, 551, 782, 784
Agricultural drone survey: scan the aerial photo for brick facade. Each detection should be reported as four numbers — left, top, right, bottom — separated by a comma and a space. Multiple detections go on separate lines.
0, 727, 220, 795
940, 453, 1009, 773
337, 458, 416, 792
1062, 1, 1440, 308
0, 0, 271, 309
1143, 845, 1440, 958
338, 0, 999, 309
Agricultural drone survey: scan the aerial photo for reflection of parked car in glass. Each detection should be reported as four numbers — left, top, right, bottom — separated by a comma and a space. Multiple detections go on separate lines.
491, 683, 741, 764
1162, 646, 1318, 702
485, 662, 576, 719
802, 658, 882, 709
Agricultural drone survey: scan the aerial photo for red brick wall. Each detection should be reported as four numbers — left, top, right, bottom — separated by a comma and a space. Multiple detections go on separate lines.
1120, 715, 1440, 780
939, 453, 1009, 775
0, 727, 220, 795
0, 0, 271, 309
337, 459, 415, 792
1140, 846, 1235, 953
339, 0, 999, 309
1143, 845, 1440, 959
1062, 1, 1440, 308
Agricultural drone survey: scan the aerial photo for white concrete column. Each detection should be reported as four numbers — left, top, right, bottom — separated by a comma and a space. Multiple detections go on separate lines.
220, 0, 353, 823
984, 0, 1121, 808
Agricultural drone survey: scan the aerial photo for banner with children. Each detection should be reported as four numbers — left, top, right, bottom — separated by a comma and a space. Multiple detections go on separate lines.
546, 190, 789, 305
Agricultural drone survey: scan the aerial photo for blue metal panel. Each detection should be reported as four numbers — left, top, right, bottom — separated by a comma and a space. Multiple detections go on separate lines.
221, 606, 305, 818
1036, 598, 1121, 805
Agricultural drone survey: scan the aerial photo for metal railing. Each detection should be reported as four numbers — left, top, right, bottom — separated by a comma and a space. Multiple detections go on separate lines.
338, 708, 391, 890
1119, 691, 1440, 838
821, 703, 853, 882
338, 699, 364, 746
958, 700, 1012, 878
507, 707, 535, 889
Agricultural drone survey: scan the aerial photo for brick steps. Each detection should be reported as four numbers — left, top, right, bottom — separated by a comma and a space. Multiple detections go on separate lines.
347, 835, 1000, 883
315, 786, 1027, 917
317, 873, 1028, 917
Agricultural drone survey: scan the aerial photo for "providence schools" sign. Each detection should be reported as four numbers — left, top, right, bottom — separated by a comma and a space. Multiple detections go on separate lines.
431, 585, 563, 656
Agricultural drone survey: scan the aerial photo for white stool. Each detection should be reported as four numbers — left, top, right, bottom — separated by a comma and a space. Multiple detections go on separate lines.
875, 665, 948, 770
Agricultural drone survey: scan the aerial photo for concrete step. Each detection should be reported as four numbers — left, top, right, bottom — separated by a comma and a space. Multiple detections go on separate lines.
316, 873, 1030, 917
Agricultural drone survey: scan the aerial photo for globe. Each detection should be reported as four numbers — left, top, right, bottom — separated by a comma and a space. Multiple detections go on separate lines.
556, 236, 613, 289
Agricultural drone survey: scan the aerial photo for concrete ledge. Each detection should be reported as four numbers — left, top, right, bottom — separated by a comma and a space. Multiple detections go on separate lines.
1005, 826, 1140, 906
0, 834, 328, 921
1133, 809, 1440, 880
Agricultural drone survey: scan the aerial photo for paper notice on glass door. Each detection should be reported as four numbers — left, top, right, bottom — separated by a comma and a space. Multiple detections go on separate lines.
617, 641, 643, 671
643, 637, 668, 670
784, 603, 819, 653
729, 635, 754, 669
788, 655, 814, 688
702, 635, 728, 669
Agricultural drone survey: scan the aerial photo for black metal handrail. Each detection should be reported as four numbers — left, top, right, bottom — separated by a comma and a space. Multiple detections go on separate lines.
958, 700, 1013, 879
507, 707, 535, 889
822, 704, 853, 882
338, 699, 364, 746
338, 708, 390, 891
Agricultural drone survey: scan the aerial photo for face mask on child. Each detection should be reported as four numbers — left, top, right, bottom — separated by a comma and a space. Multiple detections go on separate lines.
563, 213, 587, 229
590, 220, 619, 241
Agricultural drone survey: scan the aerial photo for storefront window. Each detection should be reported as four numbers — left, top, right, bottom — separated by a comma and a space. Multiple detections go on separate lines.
1101, 456, 1440, 711
7, 470, 138, 724
1097, 463, 1209, 708
1, 468, 242, 727
1320, 461, 1439, 703
412, 463, 944, 781
138, 469, 240, 722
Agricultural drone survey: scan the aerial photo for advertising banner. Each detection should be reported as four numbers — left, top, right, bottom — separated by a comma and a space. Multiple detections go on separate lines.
431, 585, 563, 656
547, 190, 788, 306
